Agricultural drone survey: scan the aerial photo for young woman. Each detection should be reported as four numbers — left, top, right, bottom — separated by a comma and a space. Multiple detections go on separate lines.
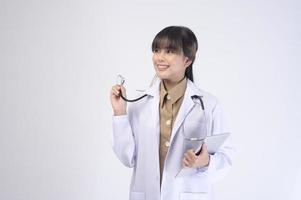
110, 26, 234, 200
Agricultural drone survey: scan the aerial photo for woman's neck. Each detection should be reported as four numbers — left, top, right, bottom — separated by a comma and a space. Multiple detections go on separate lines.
163, 76, 186, 91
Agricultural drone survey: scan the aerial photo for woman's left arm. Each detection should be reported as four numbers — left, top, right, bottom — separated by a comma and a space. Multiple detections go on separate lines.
198, 100, 236, 183
182, 98, 236, 182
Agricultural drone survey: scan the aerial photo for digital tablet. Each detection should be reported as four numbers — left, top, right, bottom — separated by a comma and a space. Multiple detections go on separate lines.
176, 132, 231, 177
205, 132, 231, 154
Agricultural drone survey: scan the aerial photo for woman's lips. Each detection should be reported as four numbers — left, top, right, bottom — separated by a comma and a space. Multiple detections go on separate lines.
157, 64, 169, 71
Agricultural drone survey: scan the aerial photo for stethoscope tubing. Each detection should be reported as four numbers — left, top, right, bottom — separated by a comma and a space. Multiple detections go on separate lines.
119, 92, 148, 102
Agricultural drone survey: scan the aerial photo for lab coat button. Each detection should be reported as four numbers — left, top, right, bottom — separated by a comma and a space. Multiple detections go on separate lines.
166, 94, 171, 100
166, 119, 171, 126
165, 141, 170, 147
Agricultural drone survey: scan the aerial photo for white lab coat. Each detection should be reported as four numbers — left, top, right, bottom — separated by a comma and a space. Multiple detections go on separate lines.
111, 79, 235, 200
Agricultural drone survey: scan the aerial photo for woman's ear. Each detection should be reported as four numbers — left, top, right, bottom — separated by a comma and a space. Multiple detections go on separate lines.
184, 57, 192, 68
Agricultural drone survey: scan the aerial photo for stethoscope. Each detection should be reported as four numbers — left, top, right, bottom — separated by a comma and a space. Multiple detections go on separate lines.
116, 74, 148, 102
116, 74, 205, 110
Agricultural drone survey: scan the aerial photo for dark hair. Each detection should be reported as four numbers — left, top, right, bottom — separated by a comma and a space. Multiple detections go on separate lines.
151, 26, 198, 82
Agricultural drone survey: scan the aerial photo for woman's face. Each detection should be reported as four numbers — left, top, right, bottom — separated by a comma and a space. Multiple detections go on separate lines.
152, 48, 191, 83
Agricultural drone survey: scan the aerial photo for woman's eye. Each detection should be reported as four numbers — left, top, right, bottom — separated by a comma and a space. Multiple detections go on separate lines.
153, 49, 160, 53
167, 49, 174, 54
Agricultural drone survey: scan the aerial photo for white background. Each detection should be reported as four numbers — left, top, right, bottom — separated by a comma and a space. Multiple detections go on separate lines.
1, 0, 300, 199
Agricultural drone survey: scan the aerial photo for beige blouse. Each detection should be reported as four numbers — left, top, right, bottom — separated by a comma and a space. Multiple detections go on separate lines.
159, 77, 187, 184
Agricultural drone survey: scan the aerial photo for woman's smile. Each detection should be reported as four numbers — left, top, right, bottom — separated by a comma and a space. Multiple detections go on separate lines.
156, 64, 170, 71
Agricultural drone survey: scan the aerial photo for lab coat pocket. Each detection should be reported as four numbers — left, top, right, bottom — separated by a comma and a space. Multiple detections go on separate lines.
183, 103, 207, 139
179, 192, 208, 200
130, 191, 145, 200
183, 120, 207, 140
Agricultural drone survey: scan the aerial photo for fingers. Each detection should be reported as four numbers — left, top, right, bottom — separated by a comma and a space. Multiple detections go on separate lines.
119, 85, 126, 95
200, 143, 208, 155
182, 149, 197, 168
111, 85, 120, 96
182, 145, 209, 168
186, 149, 196, 161
182, 156, 191, 168
111, 85, 126, 97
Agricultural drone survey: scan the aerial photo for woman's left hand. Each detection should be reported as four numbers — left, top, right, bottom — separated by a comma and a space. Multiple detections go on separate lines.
182, 143, 210, 168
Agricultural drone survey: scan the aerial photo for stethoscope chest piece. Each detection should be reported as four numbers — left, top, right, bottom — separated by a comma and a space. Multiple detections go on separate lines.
116, 74, 125, 86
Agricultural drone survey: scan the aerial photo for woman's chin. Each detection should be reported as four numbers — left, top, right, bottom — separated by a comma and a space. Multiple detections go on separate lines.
156, 73, 169, 80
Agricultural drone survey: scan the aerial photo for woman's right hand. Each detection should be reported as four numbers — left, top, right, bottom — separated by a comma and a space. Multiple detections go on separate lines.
110, 84, 127, 116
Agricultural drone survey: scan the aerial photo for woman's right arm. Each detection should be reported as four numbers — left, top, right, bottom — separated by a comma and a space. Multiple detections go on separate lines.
110, 85, 136, 168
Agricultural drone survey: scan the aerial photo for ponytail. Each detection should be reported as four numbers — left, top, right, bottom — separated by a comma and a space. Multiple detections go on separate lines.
185, 63, 194, 82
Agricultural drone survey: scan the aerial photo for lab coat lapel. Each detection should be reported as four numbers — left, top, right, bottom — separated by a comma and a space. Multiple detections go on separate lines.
169, 80, 200, 144
144, 80, 160, 146
150, 94, 160, 146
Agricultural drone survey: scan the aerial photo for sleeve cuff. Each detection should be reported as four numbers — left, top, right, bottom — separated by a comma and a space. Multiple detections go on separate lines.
196, 154, 211, 173
112, 114, 128, 123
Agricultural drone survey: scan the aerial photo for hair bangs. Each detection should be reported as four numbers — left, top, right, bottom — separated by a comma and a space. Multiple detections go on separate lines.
151, 35, 182, 53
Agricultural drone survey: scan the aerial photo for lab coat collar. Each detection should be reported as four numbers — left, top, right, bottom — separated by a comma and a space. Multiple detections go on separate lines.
186, 79, 204, 98
144, 78, 203, 99
144, 79, 161, 98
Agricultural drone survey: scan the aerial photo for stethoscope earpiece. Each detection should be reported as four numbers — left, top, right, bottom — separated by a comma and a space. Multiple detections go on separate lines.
191, 95, 205, 111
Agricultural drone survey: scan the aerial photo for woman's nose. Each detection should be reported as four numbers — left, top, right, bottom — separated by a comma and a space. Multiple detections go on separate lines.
157, 51, 166, 61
